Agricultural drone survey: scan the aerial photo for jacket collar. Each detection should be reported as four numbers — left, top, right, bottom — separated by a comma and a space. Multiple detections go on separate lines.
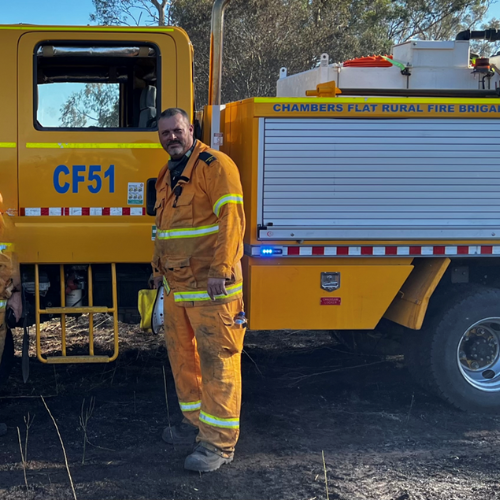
157, 140, 211, 192
175, 140, 210, 184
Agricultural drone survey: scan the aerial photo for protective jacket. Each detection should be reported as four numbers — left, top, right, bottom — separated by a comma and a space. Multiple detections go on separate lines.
152, 141, 245, 306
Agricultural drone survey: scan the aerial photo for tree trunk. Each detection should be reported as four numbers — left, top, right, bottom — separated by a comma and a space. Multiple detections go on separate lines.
151, 0, 166, 25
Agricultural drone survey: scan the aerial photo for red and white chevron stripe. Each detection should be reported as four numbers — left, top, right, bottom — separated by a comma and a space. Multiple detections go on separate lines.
21, 207, 145, 216
247, 245, 500, 257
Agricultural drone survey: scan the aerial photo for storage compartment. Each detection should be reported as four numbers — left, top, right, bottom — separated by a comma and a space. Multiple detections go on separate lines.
245, 259, 413, 330
258, 117, 500, 241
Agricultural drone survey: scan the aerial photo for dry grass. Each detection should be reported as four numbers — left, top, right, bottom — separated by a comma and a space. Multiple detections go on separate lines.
322, 450, 329, 500
79, 397, 95, 465
13, 314, 162, 360
162, 365, 174, 447
41, 396, 78, 500
16, 427, 28, 489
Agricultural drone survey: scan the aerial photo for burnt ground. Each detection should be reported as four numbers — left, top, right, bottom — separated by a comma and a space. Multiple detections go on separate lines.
1, 316, 500, 500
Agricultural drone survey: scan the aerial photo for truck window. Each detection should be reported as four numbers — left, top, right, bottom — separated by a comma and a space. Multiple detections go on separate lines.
35, 43, 159, 130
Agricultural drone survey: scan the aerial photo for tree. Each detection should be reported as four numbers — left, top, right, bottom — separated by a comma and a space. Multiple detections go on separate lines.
386, 0, 493, 43
171, 0, 394, 105
169, 0, 496, 104
60, 84, 119, 128
90, 0, 173, 26
85, 0, 496, 108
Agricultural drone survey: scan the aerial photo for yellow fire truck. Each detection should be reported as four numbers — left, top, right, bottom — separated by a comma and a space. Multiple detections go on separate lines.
2, 0, 500, 412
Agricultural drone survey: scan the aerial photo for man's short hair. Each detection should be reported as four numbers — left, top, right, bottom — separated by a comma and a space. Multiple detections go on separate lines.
159, 108, 190, 124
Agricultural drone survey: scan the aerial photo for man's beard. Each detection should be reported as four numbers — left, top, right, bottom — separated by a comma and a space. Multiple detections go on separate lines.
167, 141, 185, 157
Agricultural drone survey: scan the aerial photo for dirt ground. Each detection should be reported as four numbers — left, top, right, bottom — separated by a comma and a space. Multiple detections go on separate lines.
1, 316, 500, 500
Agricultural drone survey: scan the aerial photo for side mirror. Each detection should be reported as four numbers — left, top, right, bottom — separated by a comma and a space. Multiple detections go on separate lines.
146, 178, 157, 216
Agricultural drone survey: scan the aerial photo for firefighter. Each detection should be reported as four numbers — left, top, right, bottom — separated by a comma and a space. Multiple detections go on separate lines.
152, 108, 246, 472
0, 193, 21, 437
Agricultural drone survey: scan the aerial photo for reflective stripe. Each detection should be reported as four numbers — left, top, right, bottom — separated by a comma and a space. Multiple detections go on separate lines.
174, 282, 243, 303
0, 243, 13, 253
0, 142, 15, 148
157, 224, 219, 240
26, 143, 163, 149
0, 300, 6, 309
179, 400, 201, 412
200, 411, 239, 429
21, 207, 144, 216
163, 276, 171, 294
255, 97, 346, 103
213, 194, 244, 217
0, 26, 174, 32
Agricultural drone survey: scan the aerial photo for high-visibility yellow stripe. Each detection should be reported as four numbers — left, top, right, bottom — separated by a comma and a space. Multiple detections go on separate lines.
0, 142, 16, 148
199, 411, 239, 429
0, 26, 174, 32
163, 276, 171, 294
26, 143, 163, 149
157, 224, 219, 240
179, 400, 201, 412
213, 194, 244, 217
254, 97, 500, 105
174, 283, 243, 303
0, 243, 13, 253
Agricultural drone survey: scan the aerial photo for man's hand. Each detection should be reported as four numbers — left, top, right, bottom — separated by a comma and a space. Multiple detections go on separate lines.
207, 278, 227, 300
7, 291, 22, 322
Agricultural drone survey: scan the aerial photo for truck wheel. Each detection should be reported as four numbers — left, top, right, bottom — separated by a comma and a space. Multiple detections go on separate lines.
415, 287, 500, 412
0, 328, 14, 386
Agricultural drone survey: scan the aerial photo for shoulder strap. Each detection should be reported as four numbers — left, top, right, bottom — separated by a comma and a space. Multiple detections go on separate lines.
198, 151, 217, 165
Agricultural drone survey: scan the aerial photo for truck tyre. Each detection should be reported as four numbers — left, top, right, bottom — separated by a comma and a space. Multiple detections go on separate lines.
0, 328, 14, 386
412, 286, 500, 412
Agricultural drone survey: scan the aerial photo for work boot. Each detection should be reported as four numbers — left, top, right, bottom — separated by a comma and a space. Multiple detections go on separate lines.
0, 423, 7, 437
184, 443, 234, 472
162, 422, 198, 445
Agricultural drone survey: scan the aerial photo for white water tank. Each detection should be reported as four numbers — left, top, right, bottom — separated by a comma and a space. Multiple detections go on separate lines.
277, 40, 500, 96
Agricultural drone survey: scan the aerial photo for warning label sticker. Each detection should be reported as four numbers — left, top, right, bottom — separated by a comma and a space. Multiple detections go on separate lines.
128, 182, 144, 205
320, 297, 341, 306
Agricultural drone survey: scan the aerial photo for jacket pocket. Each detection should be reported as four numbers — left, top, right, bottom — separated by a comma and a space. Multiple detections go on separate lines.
162, 256, 197, 289
154, 197, 165, 226
218, 312, 235, 327
216, 311, 245, 355
170, 192, 194, 228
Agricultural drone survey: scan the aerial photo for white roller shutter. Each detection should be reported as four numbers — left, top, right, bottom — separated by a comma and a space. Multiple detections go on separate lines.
259, 118, 500, 240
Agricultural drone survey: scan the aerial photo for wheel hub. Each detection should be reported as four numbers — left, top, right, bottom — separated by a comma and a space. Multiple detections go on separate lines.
458, 319, 500, 391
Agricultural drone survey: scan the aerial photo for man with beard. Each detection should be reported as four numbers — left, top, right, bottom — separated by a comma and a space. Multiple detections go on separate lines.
152, 108, 246, 472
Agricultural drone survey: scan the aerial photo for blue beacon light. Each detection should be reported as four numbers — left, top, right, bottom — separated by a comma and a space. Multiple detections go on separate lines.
260, 247, 282, 256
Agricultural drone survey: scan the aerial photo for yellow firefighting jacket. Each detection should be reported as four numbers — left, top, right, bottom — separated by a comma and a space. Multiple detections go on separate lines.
152, 141, 245, 307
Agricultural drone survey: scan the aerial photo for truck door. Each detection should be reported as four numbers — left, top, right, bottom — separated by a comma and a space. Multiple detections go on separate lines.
16, 30, 179, 263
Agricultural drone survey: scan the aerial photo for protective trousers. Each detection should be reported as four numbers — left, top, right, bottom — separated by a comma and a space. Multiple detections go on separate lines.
0, 307, 6, 362
0, 252, 13, 361
163, 291, 246, 453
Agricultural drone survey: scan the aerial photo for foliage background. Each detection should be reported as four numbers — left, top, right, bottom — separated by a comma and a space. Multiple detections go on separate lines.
57, 0, 498, 123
